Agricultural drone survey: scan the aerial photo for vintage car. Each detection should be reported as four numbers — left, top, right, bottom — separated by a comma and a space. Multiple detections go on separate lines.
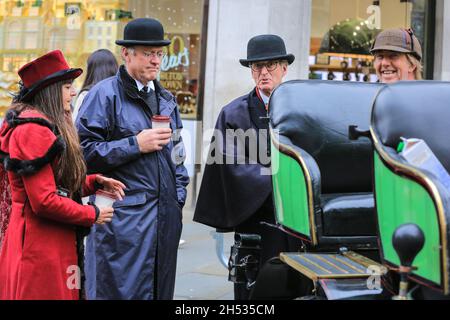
370, 81, 450, 299
228, 80, 450, 300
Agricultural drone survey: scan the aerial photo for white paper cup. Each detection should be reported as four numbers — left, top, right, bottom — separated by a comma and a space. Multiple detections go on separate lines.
94, 191, 116, 208
81, 196, 90, 205
152, 115, 170, 129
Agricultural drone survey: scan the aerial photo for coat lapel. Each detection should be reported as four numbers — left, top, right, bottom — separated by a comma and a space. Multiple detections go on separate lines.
248, 89, 269, 131
155, 81, 177, 117
247, 88, 271, 158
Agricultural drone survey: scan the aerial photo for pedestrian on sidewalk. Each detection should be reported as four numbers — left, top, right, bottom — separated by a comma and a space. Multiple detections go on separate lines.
0, 50, 124, 300
76, 18, 189, 300
72, 49, 118, 122
193, 34, 303, 300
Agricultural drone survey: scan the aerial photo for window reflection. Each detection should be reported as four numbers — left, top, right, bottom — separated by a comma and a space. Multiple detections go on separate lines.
310, 0, 430, 82
0, 0, 205, 119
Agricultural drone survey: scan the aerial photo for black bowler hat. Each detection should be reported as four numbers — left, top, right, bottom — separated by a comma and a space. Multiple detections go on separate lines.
116, 18, 171, 47
239, 34, 295, 67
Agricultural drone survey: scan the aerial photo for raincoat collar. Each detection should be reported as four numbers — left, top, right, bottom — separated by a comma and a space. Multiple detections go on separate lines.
117, 65, 176, 116
117, 65, 172, 102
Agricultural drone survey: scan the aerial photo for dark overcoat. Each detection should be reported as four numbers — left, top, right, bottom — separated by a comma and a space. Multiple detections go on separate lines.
194, 89, 273, 229
194, 89, 303, 299
76, 66, 189, 300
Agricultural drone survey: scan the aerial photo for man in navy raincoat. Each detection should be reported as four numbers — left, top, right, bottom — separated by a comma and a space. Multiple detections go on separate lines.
76, 18, 189, 300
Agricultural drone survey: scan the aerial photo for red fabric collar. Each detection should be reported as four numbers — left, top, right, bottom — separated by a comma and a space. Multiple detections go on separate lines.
18, 109, 51, 122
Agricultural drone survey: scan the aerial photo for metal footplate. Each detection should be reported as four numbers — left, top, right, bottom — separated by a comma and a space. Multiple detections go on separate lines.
280, 251, 385, 281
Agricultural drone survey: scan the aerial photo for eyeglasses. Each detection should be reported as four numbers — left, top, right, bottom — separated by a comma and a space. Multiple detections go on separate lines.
250, 61, 280, 72
140, 50, 167, 60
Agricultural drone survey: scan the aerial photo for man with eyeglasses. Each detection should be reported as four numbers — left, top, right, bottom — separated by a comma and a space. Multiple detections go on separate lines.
194, 34, 302, 300
370, 28, 423, 83
76, 18, 189, 300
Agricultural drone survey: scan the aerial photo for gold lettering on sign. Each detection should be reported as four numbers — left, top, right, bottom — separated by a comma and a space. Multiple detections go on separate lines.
160, 72, 184, 90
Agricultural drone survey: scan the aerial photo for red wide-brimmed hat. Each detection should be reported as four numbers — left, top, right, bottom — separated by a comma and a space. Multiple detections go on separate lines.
18, 50, 82, 102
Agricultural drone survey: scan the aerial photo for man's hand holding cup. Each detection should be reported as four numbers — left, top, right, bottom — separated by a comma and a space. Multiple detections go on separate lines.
137, 116, 172, 153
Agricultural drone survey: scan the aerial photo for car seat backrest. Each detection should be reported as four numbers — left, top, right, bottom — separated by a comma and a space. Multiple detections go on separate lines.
270, 80, 382, 193
372, 81, 450, 172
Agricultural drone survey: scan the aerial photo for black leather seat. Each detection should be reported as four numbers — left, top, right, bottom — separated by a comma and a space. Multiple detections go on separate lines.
321, 193, 376, 236
269, 80, 382, 249
371, 81, 450, 294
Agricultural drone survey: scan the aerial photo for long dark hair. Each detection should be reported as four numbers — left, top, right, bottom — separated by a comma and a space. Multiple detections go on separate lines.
81, 49, 118, 92
11, 81, 87, 194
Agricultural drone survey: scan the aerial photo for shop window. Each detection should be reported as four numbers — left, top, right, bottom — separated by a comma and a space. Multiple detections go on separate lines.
310, 0, 435, 82
0, 0, 207, 120
129, 0, 205, 119
24, 19, 40, 49
24, 33, 38, 49
49, 29, 64, 50
6, 21, 21, 49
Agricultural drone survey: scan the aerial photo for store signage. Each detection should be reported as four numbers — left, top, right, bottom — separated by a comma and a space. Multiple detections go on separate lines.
159, 72, 184, 91
161, 35, 190, 72
159, 33, 199, 119
160, 34, 191, 91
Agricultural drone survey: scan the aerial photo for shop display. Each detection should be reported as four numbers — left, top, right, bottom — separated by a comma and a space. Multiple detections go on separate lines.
310, 0, 431, 82
0, 0, 204, 120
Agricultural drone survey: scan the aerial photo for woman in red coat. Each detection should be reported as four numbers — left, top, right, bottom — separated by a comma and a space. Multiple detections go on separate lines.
0, 50, 125, 300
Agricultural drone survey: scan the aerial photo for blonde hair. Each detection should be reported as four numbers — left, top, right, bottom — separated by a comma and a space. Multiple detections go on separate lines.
280, 60, 289, 66
406, 54, 423, 80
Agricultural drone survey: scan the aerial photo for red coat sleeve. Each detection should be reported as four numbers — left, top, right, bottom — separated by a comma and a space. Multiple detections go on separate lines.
10, 123, 96, 227
82, 174, 98, 196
